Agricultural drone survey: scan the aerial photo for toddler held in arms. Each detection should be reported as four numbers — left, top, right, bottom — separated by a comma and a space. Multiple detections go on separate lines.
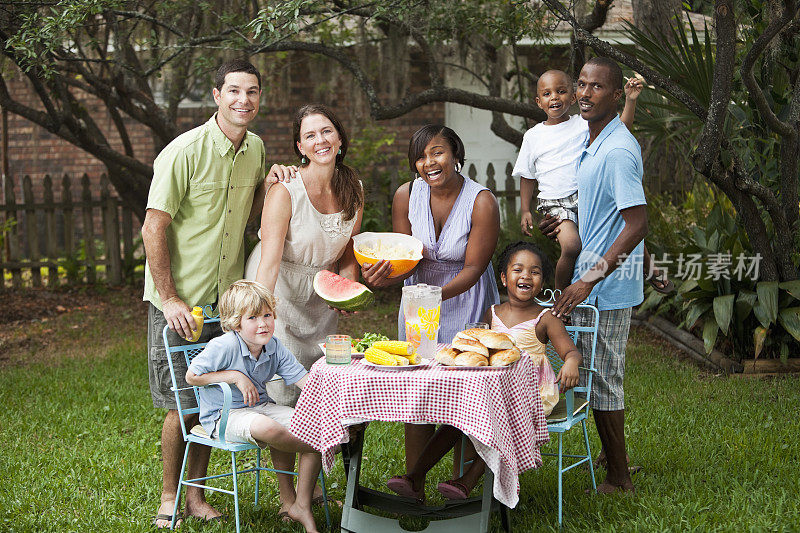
515, 69, 672, 293
386, 242, 581, 502
185, 280, 322, 532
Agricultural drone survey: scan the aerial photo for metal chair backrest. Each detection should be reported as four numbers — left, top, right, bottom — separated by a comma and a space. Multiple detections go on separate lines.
163, 315, 221, 442
535, 290, 600, 413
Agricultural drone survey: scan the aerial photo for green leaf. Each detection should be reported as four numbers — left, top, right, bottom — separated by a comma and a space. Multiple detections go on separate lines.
777, 307, 800, 342
778, 280, 800, 301
756, 281, 779, 323
702, 320, 719, 354
713, 294, 735, 335
677, 279, 698, 295
753, 300, 772, 328
780, 343, 789, 364
684, 301, 712, 329
753, 326, 768, 359
736, 290, 757, 317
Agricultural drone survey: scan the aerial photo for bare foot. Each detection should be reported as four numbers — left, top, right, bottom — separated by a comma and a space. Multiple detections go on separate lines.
595, 480, 635, 494
184, 499, 222, 521
154, 500, 181, 529
287, 502, 319, 533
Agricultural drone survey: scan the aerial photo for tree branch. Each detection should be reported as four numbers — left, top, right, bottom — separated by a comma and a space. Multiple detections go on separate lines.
541, 0, 707, 119
692, 0, 737, 175
740, 2, 799, 138
249, 39, 542, 120
579, 0, 613, 32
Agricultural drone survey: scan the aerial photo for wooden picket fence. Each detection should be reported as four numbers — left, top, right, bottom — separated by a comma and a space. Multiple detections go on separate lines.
0, 174, 141, 289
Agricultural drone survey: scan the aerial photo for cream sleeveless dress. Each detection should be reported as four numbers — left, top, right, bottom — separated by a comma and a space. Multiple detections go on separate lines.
245, 175, 356, 406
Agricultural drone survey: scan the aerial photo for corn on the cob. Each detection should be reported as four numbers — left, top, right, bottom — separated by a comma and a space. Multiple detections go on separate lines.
365, 347, 407, 366
371, 340, 414, 355
400, 352, 419, 365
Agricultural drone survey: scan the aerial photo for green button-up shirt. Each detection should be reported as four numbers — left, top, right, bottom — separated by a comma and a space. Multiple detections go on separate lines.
144, 114, 265, 310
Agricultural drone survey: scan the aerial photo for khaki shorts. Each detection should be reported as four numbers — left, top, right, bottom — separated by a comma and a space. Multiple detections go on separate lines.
147, 303, 222, 410
213, 403, 295, 447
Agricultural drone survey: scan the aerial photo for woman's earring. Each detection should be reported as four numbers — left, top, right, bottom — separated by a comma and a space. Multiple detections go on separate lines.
301, 156, 307, 164
337, 148, 342, 155
455, 162, 462, 173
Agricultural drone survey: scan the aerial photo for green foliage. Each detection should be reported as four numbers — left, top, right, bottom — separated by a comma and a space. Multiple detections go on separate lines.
347, 125, 403, 234
0, 217, 17, 252
643, 183, 800, 361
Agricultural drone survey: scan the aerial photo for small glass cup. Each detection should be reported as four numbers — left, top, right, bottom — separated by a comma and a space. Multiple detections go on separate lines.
464, 322, 490, 329
325, 334, 352, 365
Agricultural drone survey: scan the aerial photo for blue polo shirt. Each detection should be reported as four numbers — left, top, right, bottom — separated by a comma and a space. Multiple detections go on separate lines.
187, 331, 308, 435
572, 115, 645, 311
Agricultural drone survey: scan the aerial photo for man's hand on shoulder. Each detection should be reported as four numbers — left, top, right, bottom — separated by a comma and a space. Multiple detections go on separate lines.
552, 280, 594, 318
162, 296, 196, 340
266, 164, 299, 184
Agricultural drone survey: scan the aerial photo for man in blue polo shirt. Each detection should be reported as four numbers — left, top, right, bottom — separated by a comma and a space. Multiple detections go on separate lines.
548, 57, 648, 494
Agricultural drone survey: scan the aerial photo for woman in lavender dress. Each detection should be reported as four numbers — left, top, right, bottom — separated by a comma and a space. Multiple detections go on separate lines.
361, 125, 500, 499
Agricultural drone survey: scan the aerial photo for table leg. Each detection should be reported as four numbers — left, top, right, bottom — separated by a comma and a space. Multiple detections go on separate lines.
339, 423, 511, 533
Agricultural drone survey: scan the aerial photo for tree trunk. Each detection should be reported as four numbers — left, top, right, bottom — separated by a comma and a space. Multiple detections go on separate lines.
631, 0, 683, 44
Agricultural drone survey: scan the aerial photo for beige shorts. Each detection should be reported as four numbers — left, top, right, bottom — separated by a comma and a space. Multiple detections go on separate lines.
213, 403, 295, 447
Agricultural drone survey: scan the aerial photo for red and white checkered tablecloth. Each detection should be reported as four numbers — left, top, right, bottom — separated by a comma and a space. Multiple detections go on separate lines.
290, 353, 549, 508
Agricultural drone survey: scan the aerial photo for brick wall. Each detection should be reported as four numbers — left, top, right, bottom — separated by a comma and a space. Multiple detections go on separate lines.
2, 52, 444, 221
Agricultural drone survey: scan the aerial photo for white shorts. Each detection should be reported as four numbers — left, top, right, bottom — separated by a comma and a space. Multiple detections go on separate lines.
213, 403, 295, 447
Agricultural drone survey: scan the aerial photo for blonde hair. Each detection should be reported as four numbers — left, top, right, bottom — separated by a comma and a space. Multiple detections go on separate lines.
218, 280, 277, 332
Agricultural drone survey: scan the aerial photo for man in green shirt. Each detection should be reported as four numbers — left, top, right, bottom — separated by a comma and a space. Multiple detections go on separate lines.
142, 59, 294, 527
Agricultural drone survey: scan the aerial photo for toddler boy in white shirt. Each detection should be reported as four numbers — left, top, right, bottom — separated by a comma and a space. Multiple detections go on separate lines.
514, 69, 669, 292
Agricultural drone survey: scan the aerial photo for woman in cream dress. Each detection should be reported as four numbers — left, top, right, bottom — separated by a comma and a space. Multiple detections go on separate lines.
245, 104, 363, 407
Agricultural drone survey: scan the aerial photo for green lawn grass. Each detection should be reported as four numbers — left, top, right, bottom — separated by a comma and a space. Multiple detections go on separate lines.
1, 289, 799, 532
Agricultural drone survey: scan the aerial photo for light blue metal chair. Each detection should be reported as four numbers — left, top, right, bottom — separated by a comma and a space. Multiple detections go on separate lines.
536, 294, 599, 527
163, 316, 331, 532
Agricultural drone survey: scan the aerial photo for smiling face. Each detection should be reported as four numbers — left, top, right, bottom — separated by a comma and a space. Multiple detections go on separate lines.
414, 135, 458, 187
576, 63, 622, 125
501, 249, 544, 303
296, 113, 342, 166
212, 71, 261, 133
235, 304, 275, 356
536, 70, 576, 124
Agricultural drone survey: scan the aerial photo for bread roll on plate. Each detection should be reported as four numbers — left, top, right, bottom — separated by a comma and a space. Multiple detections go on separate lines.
454, 351, 489, 367
489, 346, 521, 367
435, 347, 460, 366
451, 336, 489, 357
465, 329, 514, 350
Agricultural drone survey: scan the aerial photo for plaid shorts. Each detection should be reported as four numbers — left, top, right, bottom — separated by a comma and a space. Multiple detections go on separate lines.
572, 306, 632, 411
147, 303, 222, 410
536, 191, 578, 224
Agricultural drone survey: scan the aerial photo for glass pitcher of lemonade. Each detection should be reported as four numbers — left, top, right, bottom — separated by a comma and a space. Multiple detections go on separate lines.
402, 284, 442, 358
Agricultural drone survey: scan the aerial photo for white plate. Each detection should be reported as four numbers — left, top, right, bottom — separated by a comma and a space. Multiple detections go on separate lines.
433, 360, 514, 370
318, 343, 364, 358
362, 358, 431, 370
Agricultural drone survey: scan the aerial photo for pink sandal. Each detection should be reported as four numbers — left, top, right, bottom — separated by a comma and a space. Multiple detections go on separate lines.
437, 480, 470, 500
386, 475, 425, 503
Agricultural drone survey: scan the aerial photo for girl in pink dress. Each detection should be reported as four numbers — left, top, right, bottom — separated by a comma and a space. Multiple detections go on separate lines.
386, 242, 583, 502
485, 242, 582, 420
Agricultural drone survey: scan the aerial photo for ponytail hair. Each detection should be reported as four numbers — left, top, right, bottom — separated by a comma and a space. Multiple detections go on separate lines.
292, 104, 363, 221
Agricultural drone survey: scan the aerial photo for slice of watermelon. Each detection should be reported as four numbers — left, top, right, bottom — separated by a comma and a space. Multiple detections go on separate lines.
313, 270, 374, 311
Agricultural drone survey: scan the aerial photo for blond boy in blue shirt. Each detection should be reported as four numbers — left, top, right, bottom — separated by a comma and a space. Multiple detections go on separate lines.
187, 280, 321, 532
